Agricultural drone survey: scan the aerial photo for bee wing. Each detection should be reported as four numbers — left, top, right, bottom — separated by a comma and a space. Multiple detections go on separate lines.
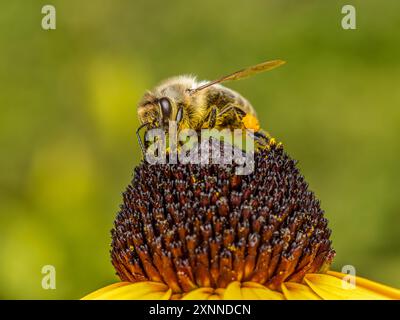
189, 59, 286, 94
220, 59, 286, 81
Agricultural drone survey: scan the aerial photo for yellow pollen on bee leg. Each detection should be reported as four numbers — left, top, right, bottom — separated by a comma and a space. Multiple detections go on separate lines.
242, 114, 260, 132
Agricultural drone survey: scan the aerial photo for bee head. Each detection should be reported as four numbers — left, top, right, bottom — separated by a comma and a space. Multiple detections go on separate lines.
137, 76, 201, 129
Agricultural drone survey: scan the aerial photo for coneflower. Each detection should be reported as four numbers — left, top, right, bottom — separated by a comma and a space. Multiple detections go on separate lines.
83, 138, 400, 300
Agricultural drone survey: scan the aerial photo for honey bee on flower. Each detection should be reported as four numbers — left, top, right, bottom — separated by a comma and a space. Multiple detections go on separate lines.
135, 60, 286, 155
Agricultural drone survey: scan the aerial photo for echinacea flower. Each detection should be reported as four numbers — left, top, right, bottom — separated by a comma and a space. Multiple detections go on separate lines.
82, 139, 400, 300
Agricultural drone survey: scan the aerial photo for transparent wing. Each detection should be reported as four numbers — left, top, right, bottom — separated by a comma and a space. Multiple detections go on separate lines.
189, 59, 286, 94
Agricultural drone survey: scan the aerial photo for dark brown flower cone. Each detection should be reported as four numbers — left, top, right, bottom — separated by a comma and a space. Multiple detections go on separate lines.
111, 138, 335, 293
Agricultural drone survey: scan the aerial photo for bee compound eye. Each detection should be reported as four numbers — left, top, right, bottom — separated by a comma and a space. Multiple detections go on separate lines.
159, 97, 172, 120
176, 106, 183, 124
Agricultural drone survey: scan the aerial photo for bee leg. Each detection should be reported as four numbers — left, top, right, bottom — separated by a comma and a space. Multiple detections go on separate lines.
218, 105, 246, 119
218, 105, 247, 127
218, 105, 268, 146
246, 130, 269, 146
207, 107, 218, 128
136, 122, 150, 157
209, 104, 246, 129
250, 130, 269, 146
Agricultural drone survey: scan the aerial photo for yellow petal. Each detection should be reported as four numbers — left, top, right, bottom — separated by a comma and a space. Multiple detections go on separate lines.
181, 287, 214, 300
223, 281, 284, 300
223, 281, 242, 300
281, 282, 321, 300
240, 287, 263, 300
140, 289, 172, 300
245, 288, 284, 300
241, 281, 268, 289
305, 273, 396, 300
82, 281, 170, 300
242, 281, 284, 300
81, 282, 130, 300
327, 271, 400, 300
215, 288, 225, 298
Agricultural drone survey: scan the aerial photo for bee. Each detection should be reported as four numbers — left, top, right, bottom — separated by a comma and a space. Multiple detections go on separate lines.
136, 59, 286, 155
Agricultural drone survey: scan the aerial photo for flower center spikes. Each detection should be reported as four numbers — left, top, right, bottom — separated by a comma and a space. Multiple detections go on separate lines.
111, 143, 335, 293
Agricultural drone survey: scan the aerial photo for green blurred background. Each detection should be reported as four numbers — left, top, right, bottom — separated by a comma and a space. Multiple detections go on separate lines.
0, 0, 399, 299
